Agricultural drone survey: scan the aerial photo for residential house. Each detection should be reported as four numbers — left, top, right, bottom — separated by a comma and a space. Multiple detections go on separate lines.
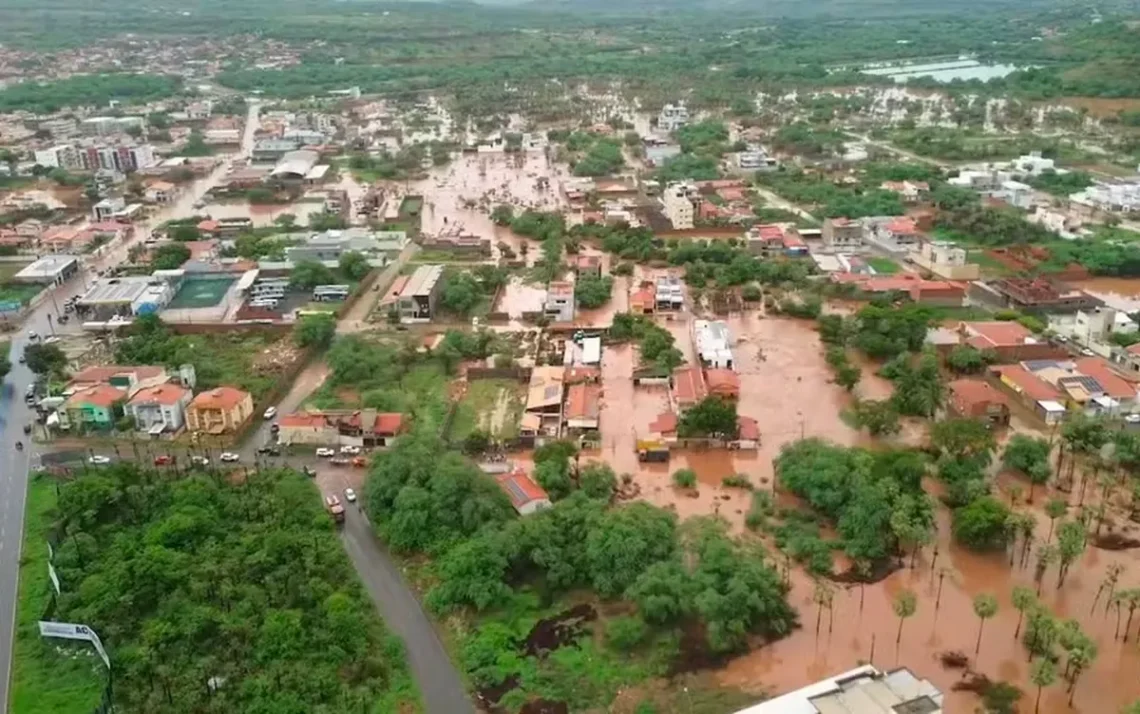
572, 255, 603, 279
92, 197, 126, 222
908, 241, 980, 281
67, 365, 169, 397
735, 416, 760, 450
396, 264, 444, 323
564, 383, 601, 432
283, 227, 407, 265
875, 216, 923, 251
993, 357, 1139, 419
523, 366, 565, 438
128, 383, 192, 434
144, 181, 176, 204
831, 273, 966, 306
671, 366, 707, 410
746, 224, 786, 258
496, 469, 552, 516
545, 281, 575, 323
630, 282, 655, 314
62, 384, 125, 430
947, 379, 1011, 427
1051, 306, 1136, 354
948, 321, 1061, 362
973, 278, 1101, 314
880, 180, 929, 202
277, 412, 336, 445
655, 275, 684, 311
186, 386, 254, 434
821, 217, 863, 251
694, 320, 734, 369
276, 410, 404, 447
706, 369, 740, 401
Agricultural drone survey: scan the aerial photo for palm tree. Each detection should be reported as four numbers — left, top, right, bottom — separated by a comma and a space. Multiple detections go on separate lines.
1123, 590, 1140, 643
1091, 562, 1123, 615
1030, 657, 1056, 714
1044, 498, 1067, 542
1012, 586, 1036, 639
812, 579, 835, 637
973, 593, 999, 656
1034, 543, 1059, 595
893, 589, 917, 647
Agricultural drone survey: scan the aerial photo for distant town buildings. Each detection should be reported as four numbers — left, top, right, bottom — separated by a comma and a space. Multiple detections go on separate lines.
657, 103, 690, 132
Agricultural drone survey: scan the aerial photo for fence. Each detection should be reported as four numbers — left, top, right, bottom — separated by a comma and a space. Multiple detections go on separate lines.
466, 366, 531, 382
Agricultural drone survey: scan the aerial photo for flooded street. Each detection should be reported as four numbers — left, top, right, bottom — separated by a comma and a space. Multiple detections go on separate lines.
1073, 277, 1140, 312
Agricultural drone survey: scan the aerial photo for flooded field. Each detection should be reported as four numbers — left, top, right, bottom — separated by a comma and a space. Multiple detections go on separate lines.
1074, 277, 1140, 312
196, 199, 325, 227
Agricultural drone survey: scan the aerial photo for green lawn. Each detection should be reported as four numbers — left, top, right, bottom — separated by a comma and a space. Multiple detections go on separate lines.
450, 379, 524, 442
967, 249, 1014, 277
9, 475, 105, 714
867, 256, 900, 274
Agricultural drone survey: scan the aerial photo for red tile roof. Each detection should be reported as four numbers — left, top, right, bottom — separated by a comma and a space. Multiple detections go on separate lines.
737, 416, 760, 441
672, 366, 707, 406
962, 321, 1034, 349
885, 217, 919, 235
992, 365, 1061, 402
705, 369, 740, 398
129, 383, 190, 406
649, 411, 678, 435
565, 383, 601, 421
65, 384, 125, 409
948, 379, 1009, 415
190, 386, 250, 411
564, 366, 601, 384
278, 412, 329, 428
631, 285, 655, 311
496, 469, 549, 509
374, 413, 404, 435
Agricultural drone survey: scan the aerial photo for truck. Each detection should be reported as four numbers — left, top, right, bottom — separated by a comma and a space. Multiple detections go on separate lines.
324, 495, 345, 523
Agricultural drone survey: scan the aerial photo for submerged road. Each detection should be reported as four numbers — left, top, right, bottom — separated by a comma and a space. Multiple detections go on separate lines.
340, 507, 474, 714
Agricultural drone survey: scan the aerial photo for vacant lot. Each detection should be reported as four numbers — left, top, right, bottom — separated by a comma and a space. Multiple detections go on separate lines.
451, 378, 525, 442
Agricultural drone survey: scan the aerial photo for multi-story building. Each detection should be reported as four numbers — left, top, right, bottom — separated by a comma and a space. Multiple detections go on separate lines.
33, 145, 82, 170
186, 387, 254, 434
662, 182, 696, 230
545, 281, 575, 323
396, 264, 444, 322
908, 241, 980, 281
80, 116, 145, 136
821, 217, 864, 251
658, 103, 690, 132
655, 275, 684, 311
128, 383, 193, 434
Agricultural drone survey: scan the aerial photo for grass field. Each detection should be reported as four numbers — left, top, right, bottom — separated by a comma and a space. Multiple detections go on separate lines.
166, 276, 235, 309
8, 475, 105, 714
450, 378, 525, 443
867, 256, 900, 274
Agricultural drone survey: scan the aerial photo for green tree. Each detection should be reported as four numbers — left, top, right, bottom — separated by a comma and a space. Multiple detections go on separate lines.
850, 399, 900, 437
426, 531, 511, 612
1055, 520, 1086, 589
338, 250, 372, 280
973, 593, 999, 655
1004, 434, 1052, 502
574, 275, 614, 309
490, 204, 514, 226
931, 417, 996, 462
151, 242, 191, 270
626, 561, 695, 625
946, 345, 994, 374
952, 496, 1012, 551
1044, 498, 1067, 542
294, 313, 337, 348
23, 343, 67, 377
578, 463, 617, 500
672, 469, 697, 489
289, 260, 335, 289
440, 271, 483, 316
1012, 586, 1037, 639
586, 503, 676, 597
677, 397, 738, 438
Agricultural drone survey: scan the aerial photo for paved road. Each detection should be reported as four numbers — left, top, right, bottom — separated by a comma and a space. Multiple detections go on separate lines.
340, 507, 474, 714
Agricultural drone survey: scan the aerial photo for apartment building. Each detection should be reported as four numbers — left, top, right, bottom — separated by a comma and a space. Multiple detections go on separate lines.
662, 182, 696, 230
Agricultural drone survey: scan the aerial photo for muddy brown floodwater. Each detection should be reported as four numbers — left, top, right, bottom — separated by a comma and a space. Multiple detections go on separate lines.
587, 310, 1140, 712
1073, 278, 1140, 313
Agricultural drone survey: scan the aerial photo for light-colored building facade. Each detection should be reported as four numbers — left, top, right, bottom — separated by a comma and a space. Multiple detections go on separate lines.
128, 383, 192, 433
908, 241, 980, 281
662, 182, 695, 230
186, 387, 254, 434
397, 264, 444, 323
733, 665, 943, 714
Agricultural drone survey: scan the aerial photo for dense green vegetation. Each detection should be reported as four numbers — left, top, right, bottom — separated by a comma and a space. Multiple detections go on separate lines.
364, 430, 796, 711
0, 73, 183, 113
40, 465, 418, 712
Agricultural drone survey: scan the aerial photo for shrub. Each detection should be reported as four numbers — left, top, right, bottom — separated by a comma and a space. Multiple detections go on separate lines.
605, 615, 648, 651
672, 469, 697, 489
952, 496, 1012, 551
721, 474, 754, 490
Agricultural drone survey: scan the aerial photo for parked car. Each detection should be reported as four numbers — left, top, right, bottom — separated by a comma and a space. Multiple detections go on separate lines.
352, 456, 367, 468
330, 456, 350, 466
263, 406, 277, 420
257, 444, 281, 456
87, 455, 112, 465
316, 447, 335, 457
220, 452, 240, 463
270, 423, 280, 434
344, 488, 357, 503
153, 454, 172, 466
190, 455, 210, 466
26, 331, 38, 340
339, 445, 361, 455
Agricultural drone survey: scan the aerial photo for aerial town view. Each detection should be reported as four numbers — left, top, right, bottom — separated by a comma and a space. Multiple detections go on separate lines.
4, 0, 1140, 713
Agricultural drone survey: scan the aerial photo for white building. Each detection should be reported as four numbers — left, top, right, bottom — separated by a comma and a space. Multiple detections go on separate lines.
733, 665, 943, 714
81, 116, 145, 136
92, 197, 126, 222
283, 228, 407, 265
999, 180, 1034, 209
1010, 151, 1058, 177
737, 147, 778, 172
948, 169, 1010, 192
545, 282, 575, 323
1070, 180, 1140, 214
655, 275, 685, 311
658, 103, 690, 132
694, 319, 734, 369
33, 145, 82, 170
662, 181, 696, 230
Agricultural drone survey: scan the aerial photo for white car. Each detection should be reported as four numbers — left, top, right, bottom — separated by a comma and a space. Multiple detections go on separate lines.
344, 488, 357, 503
1126, 414, 1140, 425
220, 452, 240, 463
339, 445, 361, 455
190, 455, 210, 467
27, 331, 38, 340
87, 455, 112, 465
316, 447, 335, 457
263, 406, 277, 420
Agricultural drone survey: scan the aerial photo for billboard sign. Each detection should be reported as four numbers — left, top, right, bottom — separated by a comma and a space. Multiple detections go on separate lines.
38, 621, 110, 669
